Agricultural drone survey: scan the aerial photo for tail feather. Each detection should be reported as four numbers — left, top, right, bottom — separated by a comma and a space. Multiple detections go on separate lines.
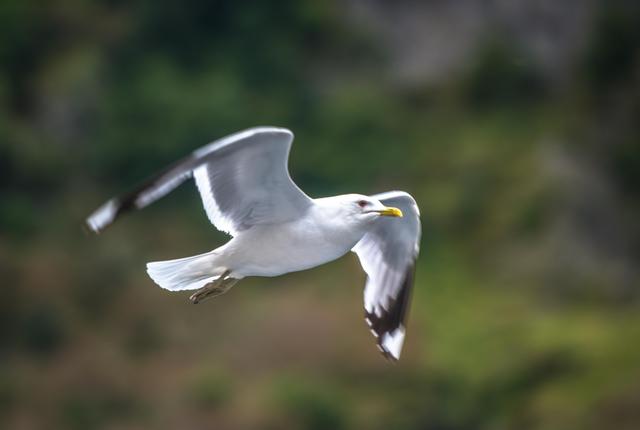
146, 251, 224, 291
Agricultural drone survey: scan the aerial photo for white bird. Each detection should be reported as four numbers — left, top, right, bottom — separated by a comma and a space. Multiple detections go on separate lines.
86, 127, 421, 360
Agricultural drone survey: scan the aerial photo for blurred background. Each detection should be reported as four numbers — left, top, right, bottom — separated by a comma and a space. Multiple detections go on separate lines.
1, 0, 640, 429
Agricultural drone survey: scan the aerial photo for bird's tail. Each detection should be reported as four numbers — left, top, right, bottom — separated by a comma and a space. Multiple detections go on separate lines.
146, 251, 225, 291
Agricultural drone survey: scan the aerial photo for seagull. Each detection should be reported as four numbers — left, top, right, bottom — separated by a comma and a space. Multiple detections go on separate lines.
86, 127, 421, 360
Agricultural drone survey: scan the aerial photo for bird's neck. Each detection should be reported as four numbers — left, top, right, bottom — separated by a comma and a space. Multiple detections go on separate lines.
310, 198, 372, 239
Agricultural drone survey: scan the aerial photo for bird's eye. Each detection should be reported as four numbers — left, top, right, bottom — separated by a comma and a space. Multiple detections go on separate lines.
357, 200, 368, 208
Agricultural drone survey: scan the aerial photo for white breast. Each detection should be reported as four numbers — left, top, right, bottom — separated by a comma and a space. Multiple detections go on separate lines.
223, 204, 368, 277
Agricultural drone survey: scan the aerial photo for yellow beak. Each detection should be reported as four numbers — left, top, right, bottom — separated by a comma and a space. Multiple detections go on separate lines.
377, 206, 403, 217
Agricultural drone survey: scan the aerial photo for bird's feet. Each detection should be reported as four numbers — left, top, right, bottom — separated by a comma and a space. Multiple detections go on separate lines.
189, 274, 238, 304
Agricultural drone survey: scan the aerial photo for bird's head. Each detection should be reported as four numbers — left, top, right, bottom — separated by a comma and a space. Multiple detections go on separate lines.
329, 194, 403, 224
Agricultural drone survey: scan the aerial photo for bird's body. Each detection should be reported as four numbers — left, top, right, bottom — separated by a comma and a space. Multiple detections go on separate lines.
87, 127, 421, 360
219, 197, 370, 278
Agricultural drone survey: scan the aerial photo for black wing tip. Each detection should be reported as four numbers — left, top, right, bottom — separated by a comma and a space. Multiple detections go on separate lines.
366, 312, 405, 362
82, 220, 100, 236
379, 346, 400, 362
364, 261, 416, 361
84, 197, 127, 235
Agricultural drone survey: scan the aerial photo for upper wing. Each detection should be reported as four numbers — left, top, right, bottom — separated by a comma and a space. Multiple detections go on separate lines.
86, 127, 313, 235
352, 191, 421, 360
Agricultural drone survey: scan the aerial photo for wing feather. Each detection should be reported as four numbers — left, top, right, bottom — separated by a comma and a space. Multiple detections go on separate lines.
352, 191, 421, 360
86, 127, 312, 235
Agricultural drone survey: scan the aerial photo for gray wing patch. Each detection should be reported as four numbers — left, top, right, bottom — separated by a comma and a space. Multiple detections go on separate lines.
86, 127, 312, 235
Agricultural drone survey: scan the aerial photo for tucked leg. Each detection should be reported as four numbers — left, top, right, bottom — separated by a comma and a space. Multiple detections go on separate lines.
189, 271, 239, 304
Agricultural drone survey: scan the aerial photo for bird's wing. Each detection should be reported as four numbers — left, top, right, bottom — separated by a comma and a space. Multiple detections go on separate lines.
86, 127, 313, 235
352, 191, 421, 360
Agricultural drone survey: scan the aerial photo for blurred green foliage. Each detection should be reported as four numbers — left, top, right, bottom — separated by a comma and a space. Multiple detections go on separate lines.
1, 1, 639, 429
187, 368, 232, 410
272, 377, 348, 430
